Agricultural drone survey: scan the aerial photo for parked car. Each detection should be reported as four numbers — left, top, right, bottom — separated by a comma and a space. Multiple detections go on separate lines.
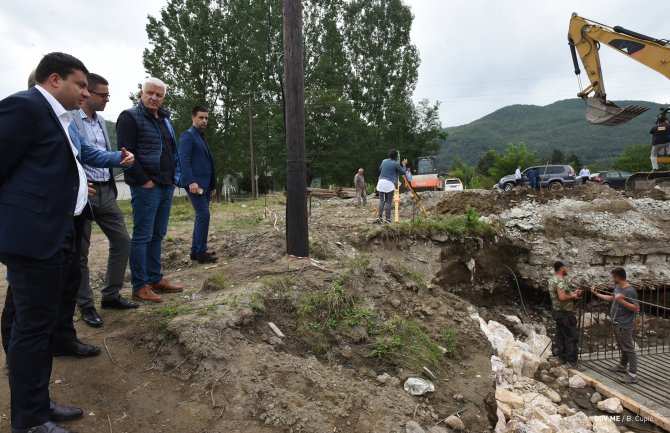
590, 170, 631, 189
444, 178, 464, 191
497, 165, 576, 191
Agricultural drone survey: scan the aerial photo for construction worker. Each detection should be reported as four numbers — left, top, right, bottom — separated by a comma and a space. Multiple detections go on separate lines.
590, 267, 640, 384
650, 117, 670, 171
376, 150, 411, 223
528, 168, 539, 190
548, 260, 584, 371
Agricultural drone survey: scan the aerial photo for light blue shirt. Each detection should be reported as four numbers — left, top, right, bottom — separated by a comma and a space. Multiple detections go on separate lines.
79, 108, 111, 182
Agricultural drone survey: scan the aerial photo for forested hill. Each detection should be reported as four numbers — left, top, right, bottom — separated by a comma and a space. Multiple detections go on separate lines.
438, 98, 664, 170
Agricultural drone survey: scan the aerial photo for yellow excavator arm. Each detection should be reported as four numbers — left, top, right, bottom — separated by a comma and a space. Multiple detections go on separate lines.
568, 13, 670, 125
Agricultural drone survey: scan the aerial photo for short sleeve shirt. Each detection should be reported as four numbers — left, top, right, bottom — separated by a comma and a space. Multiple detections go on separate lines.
548, 275, 573, 312
610, 284, 639, 329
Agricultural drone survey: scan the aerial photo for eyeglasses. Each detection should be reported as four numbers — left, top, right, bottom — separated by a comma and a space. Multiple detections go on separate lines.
88, 90, 110, 100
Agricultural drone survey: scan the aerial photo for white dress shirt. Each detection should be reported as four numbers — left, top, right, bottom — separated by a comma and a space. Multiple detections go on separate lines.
35, 85, 88, 215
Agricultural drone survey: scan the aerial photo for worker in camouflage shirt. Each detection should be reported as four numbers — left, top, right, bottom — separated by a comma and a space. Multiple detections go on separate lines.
548, 260, 583, 371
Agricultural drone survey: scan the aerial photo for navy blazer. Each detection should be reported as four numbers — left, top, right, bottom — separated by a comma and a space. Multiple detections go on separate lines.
0, 87, 81, 259
178, 126, 215, 190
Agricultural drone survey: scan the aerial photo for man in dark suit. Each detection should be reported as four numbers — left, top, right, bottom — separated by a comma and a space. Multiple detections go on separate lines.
178, 106, 217, 264
0, 52, 91, 433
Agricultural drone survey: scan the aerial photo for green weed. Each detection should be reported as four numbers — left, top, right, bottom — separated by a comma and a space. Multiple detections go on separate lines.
155, 304, 190, 324
371, 316, 444, 372
374, 207, 497, 239
440, 328, 458, 358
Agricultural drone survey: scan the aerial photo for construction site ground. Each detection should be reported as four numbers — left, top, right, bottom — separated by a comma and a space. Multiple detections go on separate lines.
0, 184, 669, 433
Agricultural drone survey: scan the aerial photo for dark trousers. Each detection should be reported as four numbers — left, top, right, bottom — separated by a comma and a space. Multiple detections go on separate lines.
2, 216, 84, 349
0, 220, 79, 429
78, 182, 130, 309
377, 190, 394, 222
187, 190, 211, 256
614, 325, 637, 374
553, 311, 578, 363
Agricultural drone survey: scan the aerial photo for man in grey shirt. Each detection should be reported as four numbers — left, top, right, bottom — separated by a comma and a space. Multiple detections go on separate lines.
354, 168, 366, 205
591, 267, 640, 383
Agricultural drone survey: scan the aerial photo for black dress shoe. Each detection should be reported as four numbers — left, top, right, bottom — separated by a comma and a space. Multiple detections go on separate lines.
54, 340, 101, 358
195, 252, 217, 264
191, 251, 217, 260
12, 421, 77, 433
80, 307, 103, 328
101, 296, 139, 310
50, 400, 83, 422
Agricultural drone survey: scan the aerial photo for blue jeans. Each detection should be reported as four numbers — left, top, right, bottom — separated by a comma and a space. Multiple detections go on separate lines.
378, 190, 394, 221
187, 190, 211, 256
129, 184, 174, 291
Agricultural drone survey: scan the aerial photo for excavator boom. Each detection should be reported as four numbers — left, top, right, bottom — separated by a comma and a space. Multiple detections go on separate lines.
568, 13, 670, 125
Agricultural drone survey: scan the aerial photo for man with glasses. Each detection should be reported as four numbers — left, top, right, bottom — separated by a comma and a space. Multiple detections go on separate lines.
71, 73, 139, 329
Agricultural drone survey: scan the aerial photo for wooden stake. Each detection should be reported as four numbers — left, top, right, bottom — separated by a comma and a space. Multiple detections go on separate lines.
283, 0, 309, 257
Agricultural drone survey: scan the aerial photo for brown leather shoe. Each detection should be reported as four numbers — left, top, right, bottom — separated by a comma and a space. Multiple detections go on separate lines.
132, 285, 163, 302
150, 278, 184, 293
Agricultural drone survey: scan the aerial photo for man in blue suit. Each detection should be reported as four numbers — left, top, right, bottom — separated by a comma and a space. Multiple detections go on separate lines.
0, 52, 91, 433
178, 106, 217, 263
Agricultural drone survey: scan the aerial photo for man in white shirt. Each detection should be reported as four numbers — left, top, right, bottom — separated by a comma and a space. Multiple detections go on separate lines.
579, 166, 591, 184
514, 166, 522, 186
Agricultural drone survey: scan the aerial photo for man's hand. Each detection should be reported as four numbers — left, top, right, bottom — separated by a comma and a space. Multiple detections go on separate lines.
614, 293, 623, 302
573, 289, 583, 299
142, 180, 156, 189
189, 182, 200, 194
210, 189, 217, 199
120, 147, 134, 167
401, 158, 408, 167
87, 182, 95, 199
590, 285, 597, 295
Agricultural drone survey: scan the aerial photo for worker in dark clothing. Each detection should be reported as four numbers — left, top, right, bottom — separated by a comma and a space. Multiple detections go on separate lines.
528, 168, 539, 190
650, 117, 670, 171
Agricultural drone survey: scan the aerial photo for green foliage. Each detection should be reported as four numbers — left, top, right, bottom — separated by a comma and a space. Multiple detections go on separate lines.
611, 144, 656, 172
371, 316, 444, 371
439, 98, 664, 170
155, 304, 190, 324
142, 0, 444, 189
379, 209, 497, 238
488, 143, 538, 181
440, 328, 458, 358
398, 264, 426, 288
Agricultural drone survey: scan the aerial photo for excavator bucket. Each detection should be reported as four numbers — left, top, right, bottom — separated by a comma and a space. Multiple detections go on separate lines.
625, 171, 670, 191
584, 97, 648, 126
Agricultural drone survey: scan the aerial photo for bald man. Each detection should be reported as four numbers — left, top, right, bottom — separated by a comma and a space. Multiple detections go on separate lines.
354, 168, 366, 205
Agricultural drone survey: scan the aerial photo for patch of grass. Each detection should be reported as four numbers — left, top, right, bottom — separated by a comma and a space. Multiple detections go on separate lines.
343, 255, 370, 273
375, 206, 497, 238
440, 328, 458, 358
371, 316, 444, 372
225, 215, 263, 230
169, 200, 193, 222
155, 304, 191, 324
164, 234, 176, 243
464, 367, 479, 378
310, 236, 333, 260
250, 294, 264, 312
398, 263, 426, 288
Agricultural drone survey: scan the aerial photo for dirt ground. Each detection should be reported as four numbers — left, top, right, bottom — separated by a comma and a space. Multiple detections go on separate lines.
0, 194, 507, 433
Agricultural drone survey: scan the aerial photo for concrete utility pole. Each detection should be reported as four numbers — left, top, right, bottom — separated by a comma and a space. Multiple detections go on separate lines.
249, 95, 257, 199
283, 0, 309, 257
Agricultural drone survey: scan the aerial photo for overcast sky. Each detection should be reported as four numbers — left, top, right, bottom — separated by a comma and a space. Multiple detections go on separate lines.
1, 0, 668, 127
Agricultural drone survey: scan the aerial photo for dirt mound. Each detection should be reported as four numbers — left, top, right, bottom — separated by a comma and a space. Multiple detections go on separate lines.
436, 183, 626, 217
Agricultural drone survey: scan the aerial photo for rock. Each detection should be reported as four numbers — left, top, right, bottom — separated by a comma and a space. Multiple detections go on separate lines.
376, 373, 391, 384
590, 415, 620, 433
568, 375, 587, 388
560, 412, 592, 431
498, 402, 512, 421
427, 427, 448, 433
526, 419, 553, 433
524, 331, 552, 359
445, 415, 465, 431
388, 376, 401, 387
597, 397, 623, 414
590, 392, 602, 404
540, 374, 554, 383
495, 387, 524, 409
539, 387, 561, 403
340, 345, 354, 359
556, 404, 576, 416
403, 378, 435, 396
485, 320, 516, 353
556, 376, 569, 387
549, 366, 568, 378
405, 420, 426, 433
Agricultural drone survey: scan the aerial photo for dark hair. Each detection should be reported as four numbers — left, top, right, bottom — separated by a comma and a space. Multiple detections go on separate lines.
388, 150, 398, 160
192, 105, 208, 117
553, 260, 566, 272
87, 73, 108, 88
35, 52, 88, 84
611, 267, 627, 280
27, 69, 37, 89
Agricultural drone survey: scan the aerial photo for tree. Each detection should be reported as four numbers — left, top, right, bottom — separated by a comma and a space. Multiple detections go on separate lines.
476, 149, 499, 176
565, 153, 582, 169
488, 143, 538, 181
548, 149, 564, 164
612, 144, 653, 172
